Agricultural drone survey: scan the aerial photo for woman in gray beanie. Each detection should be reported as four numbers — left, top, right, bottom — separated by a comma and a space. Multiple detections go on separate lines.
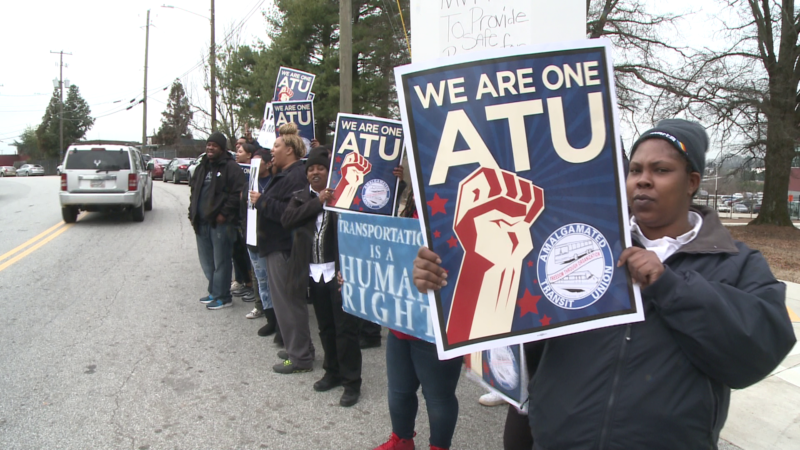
413, 118, 796, 449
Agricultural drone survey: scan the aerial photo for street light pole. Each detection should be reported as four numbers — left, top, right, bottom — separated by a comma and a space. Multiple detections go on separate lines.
210, 0, 217, 132
50, 50, 71, 162
143, 9, 151, 152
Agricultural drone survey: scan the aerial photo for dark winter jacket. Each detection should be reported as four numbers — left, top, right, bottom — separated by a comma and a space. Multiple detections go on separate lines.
281, 185, 339, 294
188, 152, 245, 231
255, 160, 307, 257
529, 206, 796, 450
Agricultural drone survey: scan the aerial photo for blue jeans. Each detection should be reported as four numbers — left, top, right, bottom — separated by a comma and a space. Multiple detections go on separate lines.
386, 332, 463, 448
195, 222, 236, 303
247, 247, 272, 310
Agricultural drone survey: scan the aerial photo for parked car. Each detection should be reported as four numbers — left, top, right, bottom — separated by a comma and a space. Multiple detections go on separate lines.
56, 164, 63, 175
17, 164, 45, 176
0, 166, 17, 177
163, 158, 194, 184
753, 203, 762, 213
148, 158, 170, 180
733, 203, 749, 213
59, 145, 153, 223
187, 156, 202, 182
718, 204, 731, 213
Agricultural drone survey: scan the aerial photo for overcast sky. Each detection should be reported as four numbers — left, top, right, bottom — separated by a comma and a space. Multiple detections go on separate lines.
0, 0, 714, 157
0, 0, 272, 155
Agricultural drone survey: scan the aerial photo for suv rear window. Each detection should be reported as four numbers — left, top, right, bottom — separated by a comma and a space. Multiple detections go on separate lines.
65, 149, 131, 170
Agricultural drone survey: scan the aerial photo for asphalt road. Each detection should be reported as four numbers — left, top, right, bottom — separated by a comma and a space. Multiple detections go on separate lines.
0, 176, 509, 450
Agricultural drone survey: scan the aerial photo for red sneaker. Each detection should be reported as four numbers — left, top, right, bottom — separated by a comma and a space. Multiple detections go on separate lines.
429, 446, 449, 450
373, 432, 416, 450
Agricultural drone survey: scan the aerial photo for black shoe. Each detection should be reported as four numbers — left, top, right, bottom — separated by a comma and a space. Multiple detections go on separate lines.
258, 308, 277, 336
359, 338, 382, 349
339, 389, 360, 407
273, 322, 284, 347
313, 374, 342, 392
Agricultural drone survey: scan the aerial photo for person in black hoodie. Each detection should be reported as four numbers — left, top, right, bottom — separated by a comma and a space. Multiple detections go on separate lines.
189, 132, 246, 310
413, 119, 796, 449
282, 147, 363, 407
251, 123, 315, 374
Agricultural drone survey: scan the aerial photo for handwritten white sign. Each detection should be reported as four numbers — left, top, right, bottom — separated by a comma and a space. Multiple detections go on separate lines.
411, 0, 586, 62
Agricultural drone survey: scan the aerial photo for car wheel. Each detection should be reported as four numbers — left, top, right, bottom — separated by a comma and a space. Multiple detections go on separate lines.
144, 190, 153, 211
132, 196, 145, 222
61, 206, 78, 223
0, 172, 4, 177
173, 172, 180, 184
162, 173, 168, 182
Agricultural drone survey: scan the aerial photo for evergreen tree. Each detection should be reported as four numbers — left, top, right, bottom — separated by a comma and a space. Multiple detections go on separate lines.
35, 85, 94, 158
12, 127, 41, 159
156, 79, 193, 145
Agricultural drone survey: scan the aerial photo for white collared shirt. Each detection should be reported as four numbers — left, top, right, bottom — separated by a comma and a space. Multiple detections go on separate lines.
309, 185, 336, 283
630, 212, 703, 262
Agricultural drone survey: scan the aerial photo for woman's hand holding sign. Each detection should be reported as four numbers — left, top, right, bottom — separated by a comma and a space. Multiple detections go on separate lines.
618, 247, 664, 287
448, 167, 545, 344
332, 152, 372, 208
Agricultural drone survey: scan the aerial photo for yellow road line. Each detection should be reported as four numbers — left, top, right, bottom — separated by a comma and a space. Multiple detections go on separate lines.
0, 224, 73, 273
788, 306, 800, 323
0, 221, 66, 264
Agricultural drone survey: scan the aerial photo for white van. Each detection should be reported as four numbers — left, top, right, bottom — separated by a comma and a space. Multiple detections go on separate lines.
59, 145, 153, 223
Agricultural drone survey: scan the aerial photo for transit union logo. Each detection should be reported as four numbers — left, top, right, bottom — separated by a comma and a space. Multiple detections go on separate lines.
536, 223, 614, 310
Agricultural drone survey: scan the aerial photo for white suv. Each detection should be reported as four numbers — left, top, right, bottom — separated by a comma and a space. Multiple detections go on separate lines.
59, 145, 153, 223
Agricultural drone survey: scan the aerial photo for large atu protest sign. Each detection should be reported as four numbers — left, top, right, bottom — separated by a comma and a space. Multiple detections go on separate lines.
326, 114, 405, 216
272, 100, 316, 145
395, 39, 643, 358
273, 67, 315, 101
338, 214, 435, 342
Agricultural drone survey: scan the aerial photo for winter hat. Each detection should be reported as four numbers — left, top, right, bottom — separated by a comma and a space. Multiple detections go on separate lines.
206, 131, 228, 151
630, 119, 708, 174
305, 147, 331, 172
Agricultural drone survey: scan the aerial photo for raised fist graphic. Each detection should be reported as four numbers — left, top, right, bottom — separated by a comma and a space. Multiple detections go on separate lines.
331, 152, 372, 208
446, 167, 544, 344
278, 86, 294, 101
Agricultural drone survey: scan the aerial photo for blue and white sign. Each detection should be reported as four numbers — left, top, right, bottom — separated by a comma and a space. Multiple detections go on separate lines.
395, 39, 643, 358
326, 113, 405, 216
273, 67, 315, 101
465, 344, 528, 412
272, 100, 316, 143
338, 213, 435, 342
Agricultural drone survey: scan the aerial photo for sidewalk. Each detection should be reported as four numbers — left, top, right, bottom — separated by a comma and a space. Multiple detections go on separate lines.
719, 281, 800, 450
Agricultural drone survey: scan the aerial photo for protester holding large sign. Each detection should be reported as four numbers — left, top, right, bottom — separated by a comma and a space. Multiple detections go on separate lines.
281, 147, 363, 407
326, 114, 405, 216
273, 66, 315, 101
413, 116, 796, 448
396, 40, 643, 359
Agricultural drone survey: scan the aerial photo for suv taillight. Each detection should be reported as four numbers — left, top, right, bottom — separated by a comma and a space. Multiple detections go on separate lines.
60, 173, 67, 191
128, 173, 138, 191
178, 165, 188, 170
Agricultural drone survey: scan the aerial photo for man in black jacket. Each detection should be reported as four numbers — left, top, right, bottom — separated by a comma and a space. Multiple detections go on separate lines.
282, 147, 362, 406
189, 132, 245, 310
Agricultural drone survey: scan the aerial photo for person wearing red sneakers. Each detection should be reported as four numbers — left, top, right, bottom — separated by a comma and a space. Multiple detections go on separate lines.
373, 193, 463, 450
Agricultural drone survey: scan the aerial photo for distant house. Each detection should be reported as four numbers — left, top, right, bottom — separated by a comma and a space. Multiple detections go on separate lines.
789, 168, 800, 201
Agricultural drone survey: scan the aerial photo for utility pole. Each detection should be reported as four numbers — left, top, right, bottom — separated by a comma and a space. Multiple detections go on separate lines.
142, 9, 150, 152
339, 0, 352, 113
210, 0, 217, 131
50, 50, 71, 162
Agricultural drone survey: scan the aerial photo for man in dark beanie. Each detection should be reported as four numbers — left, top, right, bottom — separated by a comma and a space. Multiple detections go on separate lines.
282, 146, 363, 406
189, 131, 246, 310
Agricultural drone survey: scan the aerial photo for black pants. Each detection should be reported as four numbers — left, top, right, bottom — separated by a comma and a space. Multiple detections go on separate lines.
232, 230, 252, 285
504, 404, 533, 450
309, 275, 362, 391
359, 318, 382, 343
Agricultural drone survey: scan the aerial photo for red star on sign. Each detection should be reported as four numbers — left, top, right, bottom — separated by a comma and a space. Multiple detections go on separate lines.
433, 230, 441, 238
427, 193, 448, 216
335, 156, 342, 163
447, 236, 459, 248
539, 314, 552, 326
353, 196, 361, 206
527, 260, 534, 267
517, 289, 541, 317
